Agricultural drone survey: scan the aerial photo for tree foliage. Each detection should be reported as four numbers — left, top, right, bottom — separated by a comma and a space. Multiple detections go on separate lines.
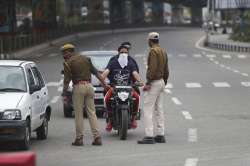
231, 11, 250, 42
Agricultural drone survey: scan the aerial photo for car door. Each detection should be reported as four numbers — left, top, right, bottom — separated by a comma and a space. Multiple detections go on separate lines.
25, 65, 42, 130
31, 65, 48, 119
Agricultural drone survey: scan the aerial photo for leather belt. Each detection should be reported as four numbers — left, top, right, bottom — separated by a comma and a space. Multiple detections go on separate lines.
73, 80, 90, 85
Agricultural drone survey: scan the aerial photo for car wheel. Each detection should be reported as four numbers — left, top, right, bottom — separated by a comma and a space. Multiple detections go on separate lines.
36, 117, 48, 140
64, 105, 73, 118
19, 119, 30, 150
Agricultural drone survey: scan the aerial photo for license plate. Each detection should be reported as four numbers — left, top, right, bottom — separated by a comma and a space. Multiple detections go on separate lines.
94, 93, 104, 99
0, 128, 16, 134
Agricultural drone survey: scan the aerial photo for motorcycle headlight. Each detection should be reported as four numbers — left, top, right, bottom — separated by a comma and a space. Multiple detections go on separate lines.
118, 92, 129, 102
2, 109, 22, 120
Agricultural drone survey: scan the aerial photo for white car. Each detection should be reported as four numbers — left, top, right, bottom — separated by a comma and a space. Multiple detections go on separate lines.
0, 60, 51, 150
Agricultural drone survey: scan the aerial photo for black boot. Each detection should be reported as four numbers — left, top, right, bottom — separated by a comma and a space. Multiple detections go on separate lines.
154, 135, 166, 143
72, 136, 84, 146
137, 137, 155, 144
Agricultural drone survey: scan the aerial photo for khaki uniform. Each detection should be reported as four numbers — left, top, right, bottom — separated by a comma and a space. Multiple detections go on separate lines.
63, 54, 100, 139
144, 44, 169, 137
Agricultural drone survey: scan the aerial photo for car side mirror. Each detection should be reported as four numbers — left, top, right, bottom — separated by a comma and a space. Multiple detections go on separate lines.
29, 84, 41, 94
61, 70, 64, 75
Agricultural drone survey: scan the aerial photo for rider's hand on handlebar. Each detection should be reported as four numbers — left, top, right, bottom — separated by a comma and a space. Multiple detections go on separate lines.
134, 81, 144, 87
104, 84, 112, 91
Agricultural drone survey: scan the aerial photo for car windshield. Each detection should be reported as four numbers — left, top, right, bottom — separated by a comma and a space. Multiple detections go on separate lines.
89, 55, 113, 71
0, 66, 27, 92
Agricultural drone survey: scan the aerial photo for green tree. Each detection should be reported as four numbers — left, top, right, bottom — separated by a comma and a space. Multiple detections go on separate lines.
231, 11, 250, 42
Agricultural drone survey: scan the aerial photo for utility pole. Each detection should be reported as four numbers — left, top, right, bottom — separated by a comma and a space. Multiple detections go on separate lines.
211, 0, 215, 33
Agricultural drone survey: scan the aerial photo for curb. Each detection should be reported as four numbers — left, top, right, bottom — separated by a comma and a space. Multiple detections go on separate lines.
12, 26, 192, 59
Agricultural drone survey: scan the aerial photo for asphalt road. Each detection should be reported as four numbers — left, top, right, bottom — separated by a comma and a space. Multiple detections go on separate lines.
3, 27, 250, 166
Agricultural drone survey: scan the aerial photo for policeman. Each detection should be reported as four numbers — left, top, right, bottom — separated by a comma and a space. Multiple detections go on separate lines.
138, 32, 169, 144
61, 43, 109, 146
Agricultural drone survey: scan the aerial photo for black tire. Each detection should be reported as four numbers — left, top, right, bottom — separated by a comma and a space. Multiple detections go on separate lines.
119, 110, 128, 140
64, 105, 73, 117
19, 119, 30, 150
36, 117, 48, 140
96, 109, 105, 118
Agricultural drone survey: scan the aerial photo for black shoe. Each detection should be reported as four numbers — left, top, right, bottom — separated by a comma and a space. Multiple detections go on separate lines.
154, 135, 166, 143
92, 137, 102, 146
137, 137, 155, 144
72, 137, 84, 146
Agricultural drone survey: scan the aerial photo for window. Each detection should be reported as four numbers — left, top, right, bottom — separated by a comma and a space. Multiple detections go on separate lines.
26, 68, 35, 87
31, 67, 45, 87
0, 66, 27, 92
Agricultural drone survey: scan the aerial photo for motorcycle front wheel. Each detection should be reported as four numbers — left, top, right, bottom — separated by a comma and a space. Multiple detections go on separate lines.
118, 109, 128, 140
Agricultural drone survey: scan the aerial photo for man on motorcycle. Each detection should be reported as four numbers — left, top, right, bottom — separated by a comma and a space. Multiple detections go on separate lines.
102, 45, 144, 132
108, 42, 139, 73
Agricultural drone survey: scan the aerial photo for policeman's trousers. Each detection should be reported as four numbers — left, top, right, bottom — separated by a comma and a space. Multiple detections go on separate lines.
143, 79, 165, 137
73, 84, 100, 139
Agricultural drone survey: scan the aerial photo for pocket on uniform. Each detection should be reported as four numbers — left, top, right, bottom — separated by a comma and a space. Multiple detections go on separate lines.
88, 85, 95, 97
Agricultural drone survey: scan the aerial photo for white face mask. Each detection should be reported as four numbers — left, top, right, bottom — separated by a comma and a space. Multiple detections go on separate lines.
118, 53, 128, 68
119, 53, 128, 58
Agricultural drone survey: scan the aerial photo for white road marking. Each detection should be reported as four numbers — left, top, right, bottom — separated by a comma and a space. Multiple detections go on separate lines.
222, 55, 232, 59
242, 73, 249, 77
219, 64, 225, 68
206, 54, 216, 58
59, 79, 64, 85
238, 54, 247, 59
193, 54, 202, 58
241, 82, 250, 87
134, 54, 144, 58
185, 83, 202, 88
179, 54, 187, 57
168, 54, 173, 57
50, 96, 60, 104
188, 128, 198, 142
166, 83, 173, 89
182, 111, 192, 120
164, 89, 172, 94
46, 79, 64, 87
58, 86, 63, 92
209, 58, 214, 61
213, 82, 231, 87
226, 66, 231, 70
46, 82, 60, 87
49, 53, 59, 57
214, 61, 219, 65
172, 97, 182, 105
185, 158, 198, 166
233, 70, 239, 73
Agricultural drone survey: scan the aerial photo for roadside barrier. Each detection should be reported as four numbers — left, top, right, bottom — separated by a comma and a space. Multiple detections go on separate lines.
0, 53, 11, 60
206, 41, 250, 53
